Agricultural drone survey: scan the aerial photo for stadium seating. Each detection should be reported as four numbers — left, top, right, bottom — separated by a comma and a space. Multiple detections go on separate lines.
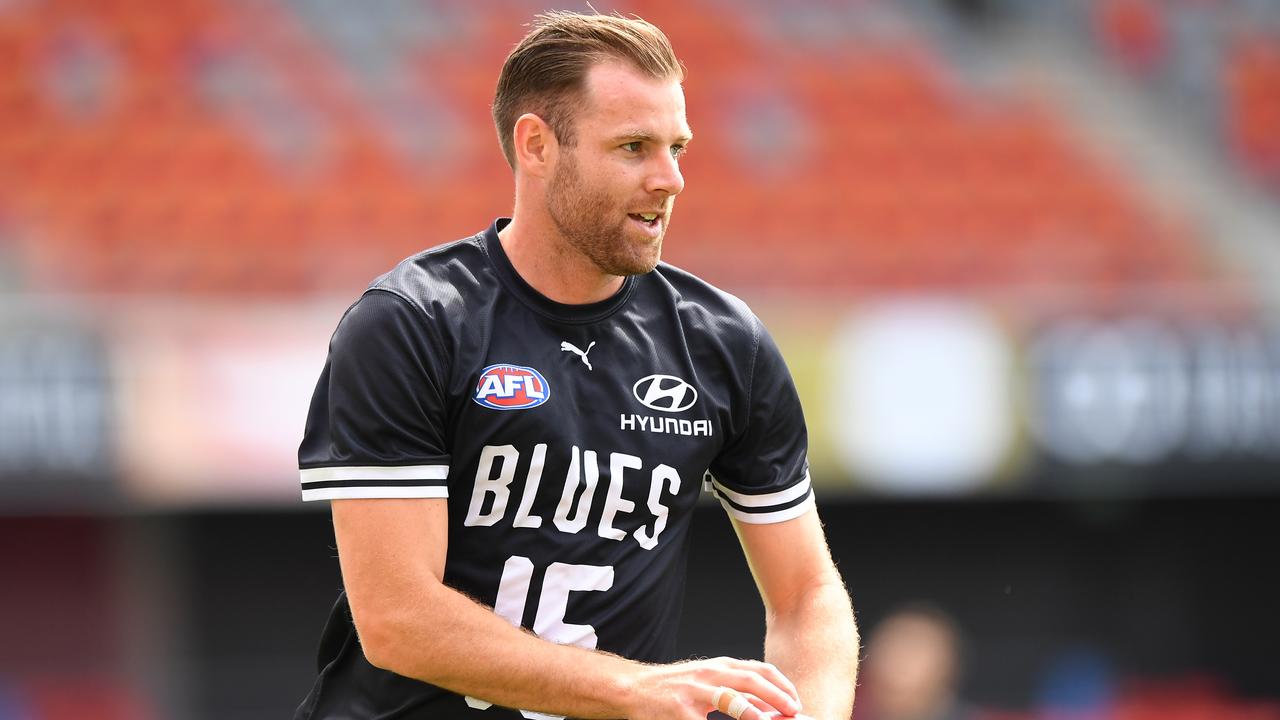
0, 0, 1217, 296
1089, 0, 1280, 196
1225, 33, 1280, 191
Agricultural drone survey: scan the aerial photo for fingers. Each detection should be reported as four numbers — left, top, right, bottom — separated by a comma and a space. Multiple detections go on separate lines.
708, 687, 790, 720
737, 702, 778, 720
740, 692, 783, 720
709, 686, 761, 720
743, 693, 772, 713
722, 659, 800, 708
630, 657, 802, 720
708, 659, 800, 716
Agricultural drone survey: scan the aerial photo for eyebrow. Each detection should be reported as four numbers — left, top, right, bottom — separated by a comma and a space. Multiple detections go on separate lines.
612, 130, 694, 145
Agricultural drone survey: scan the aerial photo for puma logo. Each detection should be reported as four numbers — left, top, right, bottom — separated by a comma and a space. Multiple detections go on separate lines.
560, 341, 596, 371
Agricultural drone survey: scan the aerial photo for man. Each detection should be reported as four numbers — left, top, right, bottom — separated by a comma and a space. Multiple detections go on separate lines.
857, 605, 970, 720
295, 10, 858, 720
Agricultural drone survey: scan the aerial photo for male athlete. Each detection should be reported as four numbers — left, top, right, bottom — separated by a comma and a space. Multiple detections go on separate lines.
296, 11, 858, 720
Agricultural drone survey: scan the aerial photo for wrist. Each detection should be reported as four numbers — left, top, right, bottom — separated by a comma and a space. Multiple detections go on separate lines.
610, 661, 650, 719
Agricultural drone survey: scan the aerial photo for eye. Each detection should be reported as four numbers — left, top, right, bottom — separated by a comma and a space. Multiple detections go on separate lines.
622, 141, 643, 153
670, 144, 686, 158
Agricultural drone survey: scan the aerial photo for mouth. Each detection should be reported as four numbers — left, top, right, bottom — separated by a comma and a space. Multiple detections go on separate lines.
627, 211, 663, 229
624, 210, 665, 238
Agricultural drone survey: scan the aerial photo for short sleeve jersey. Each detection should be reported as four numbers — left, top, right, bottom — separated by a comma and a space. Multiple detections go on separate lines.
295, 218, 814, 720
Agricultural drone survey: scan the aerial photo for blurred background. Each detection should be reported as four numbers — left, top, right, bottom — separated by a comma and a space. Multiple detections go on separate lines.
1, 0, 1279, 718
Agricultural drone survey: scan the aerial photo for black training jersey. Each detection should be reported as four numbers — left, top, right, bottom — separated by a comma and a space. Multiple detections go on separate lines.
295, 218, 814, 720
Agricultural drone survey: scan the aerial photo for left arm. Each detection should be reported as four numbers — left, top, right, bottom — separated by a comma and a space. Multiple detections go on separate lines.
733, 507, 858, 720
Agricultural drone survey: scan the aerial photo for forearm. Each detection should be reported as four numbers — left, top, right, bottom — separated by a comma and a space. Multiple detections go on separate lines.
361, 578, 641, 718
763, 580, 859, 720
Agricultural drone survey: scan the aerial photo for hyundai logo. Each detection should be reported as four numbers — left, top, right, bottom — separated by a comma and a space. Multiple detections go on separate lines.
632, 374, 698, 413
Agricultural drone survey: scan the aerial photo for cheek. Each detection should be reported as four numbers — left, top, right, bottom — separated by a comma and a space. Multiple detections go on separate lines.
572, 156, 640, 209
589, 167, 633, 204
594, 155, 642, 185
614, 166, 651, 200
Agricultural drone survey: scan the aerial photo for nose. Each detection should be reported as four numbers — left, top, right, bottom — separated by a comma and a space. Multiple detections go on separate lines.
645, 151, 685, 197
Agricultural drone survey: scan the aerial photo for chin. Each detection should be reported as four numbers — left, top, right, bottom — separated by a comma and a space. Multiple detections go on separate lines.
631, 243, 663, 274
602, 248, 661, 277
593, 227, 664, 276
632, 259, 660, 275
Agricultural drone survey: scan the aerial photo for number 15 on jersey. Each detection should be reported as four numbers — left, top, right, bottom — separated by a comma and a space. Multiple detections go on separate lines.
464, 556, 614, 719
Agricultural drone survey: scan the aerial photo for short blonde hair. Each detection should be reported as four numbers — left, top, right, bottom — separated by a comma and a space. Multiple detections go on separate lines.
492, 10, 685, 169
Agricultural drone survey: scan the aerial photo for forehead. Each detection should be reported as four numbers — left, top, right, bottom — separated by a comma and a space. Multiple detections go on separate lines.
577, 60, 689, 138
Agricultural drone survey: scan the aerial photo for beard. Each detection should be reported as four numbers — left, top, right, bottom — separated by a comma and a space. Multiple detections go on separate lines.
545, 151, 664, 277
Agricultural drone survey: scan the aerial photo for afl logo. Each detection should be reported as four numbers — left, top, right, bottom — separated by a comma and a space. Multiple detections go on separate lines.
633, 374, 698, 413
473, 364, 550, 410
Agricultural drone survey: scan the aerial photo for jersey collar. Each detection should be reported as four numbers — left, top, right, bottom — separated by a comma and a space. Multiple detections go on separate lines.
480, 218, 638, 324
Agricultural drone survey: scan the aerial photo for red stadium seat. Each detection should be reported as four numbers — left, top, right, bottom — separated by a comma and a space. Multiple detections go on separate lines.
0, 0, 1218, 297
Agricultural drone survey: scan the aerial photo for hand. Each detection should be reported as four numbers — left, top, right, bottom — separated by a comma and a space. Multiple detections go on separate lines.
622, 657, 803, 720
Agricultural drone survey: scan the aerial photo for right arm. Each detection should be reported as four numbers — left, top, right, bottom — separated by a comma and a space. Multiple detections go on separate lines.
333, 497, 804, 720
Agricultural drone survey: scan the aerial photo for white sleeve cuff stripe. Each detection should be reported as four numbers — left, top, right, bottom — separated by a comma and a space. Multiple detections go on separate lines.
710, 471, 811, 508
300, 464, 449, 484
302, 486, 450, 502
720, 493, 816, 524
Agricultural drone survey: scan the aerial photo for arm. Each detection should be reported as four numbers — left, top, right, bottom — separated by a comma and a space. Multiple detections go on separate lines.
732, 507, 859, 720
333, 497, 804, 720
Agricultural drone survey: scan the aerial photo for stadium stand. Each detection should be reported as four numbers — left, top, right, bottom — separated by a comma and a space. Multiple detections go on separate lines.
1085, 0, 1280, 194
1224, 30, 1280, 191
0, 0, 1223, 298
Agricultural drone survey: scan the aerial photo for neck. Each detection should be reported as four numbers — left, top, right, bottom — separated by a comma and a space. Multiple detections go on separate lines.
498, 213, 625, 305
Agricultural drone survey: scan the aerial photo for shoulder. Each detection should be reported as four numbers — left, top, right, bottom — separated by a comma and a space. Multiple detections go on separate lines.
329, 231, 495, 364
644, 261, 763, 348
364, 232, 493, 321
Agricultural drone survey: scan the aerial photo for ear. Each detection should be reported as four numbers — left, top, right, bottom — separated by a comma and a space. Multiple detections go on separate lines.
512, 112, 558, 179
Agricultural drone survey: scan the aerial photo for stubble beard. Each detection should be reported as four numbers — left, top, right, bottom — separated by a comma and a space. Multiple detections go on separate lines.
546, 151, 664, 277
